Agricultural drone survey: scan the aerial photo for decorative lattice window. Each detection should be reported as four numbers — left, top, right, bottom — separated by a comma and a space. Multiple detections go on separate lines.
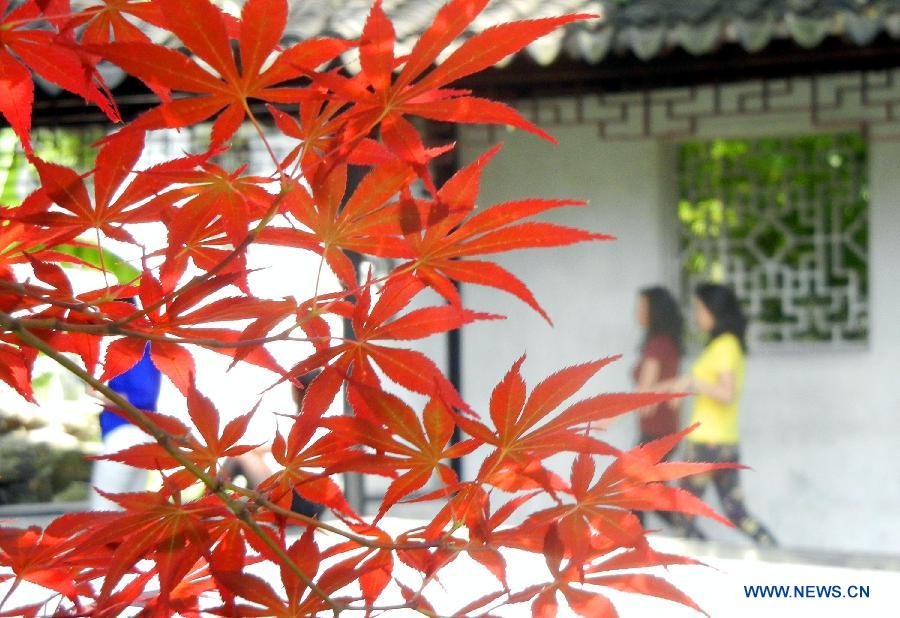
677, 134, 869, 347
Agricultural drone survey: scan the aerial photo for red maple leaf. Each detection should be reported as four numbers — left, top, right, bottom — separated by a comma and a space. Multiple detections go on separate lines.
394, 147, 613, 323
258, 161, 415, 289
99, 270, 287, 394
151, 160, 277, 258
327, 386, 478, 520
12, 131, 200, 244
308, 0, 596, 174
258, 408, 357, 518
63, 0, 178, 45
0, 526, 91, 604
502, 523, 707, 617
0, 0, 119, 153
285, 274, 497, 411
457, 356, 668, 493
93, 0, 353, 146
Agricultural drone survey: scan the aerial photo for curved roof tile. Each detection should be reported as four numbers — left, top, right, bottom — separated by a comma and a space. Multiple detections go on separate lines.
36, 0, 900, 94
285, 0, 900, 69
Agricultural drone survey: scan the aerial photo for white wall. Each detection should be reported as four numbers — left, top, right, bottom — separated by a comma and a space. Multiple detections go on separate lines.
455, 105, 900, 555
456, 129, 672, 521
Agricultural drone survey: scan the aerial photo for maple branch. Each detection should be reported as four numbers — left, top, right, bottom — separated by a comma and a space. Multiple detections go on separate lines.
112, 244, 416, 351
7, 315, 322, 348
0, 313, 449, 588
344, 599, 440, 616
228, 484, 448, 551
0, 1, 711, 615
0, 279, 99, 312
0, 311, 341, 614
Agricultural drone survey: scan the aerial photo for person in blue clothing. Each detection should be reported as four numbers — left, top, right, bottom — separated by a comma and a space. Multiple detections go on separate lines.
89, 306, 162, 510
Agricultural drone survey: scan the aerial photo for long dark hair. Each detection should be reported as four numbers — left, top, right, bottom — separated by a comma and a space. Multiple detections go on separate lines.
694, 283, 748, 352
640, 286, 684, 355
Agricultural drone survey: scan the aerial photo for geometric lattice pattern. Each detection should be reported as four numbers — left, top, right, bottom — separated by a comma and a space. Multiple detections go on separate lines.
461, 70, 900, 143
677, 134, 869, 346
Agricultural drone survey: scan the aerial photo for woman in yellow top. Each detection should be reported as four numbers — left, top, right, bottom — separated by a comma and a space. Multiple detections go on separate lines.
665, 283, 777, 546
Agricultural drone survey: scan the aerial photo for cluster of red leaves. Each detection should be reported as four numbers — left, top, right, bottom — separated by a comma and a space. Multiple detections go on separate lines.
0, 0, 734, 616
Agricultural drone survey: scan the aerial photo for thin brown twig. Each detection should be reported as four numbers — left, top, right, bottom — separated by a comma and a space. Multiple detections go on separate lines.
8, 316, 327, 348
0, 311, 461, 577
0, 279, 99, 312
228, 484, 451, 552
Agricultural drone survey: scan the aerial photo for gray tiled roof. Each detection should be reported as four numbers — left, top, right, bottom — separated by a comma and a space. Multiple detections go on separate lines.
286, 0, 900, 66
35, 0, 900, 96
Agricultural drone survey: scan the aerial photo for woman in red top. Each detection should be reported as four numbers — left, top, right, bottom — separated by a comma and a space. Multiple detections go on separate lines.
632, 286, 683, 527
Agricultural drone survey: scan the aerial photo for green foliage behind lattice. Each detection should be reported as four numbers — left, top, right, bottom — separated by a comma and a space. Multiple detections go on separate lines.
678, 134, 869, 345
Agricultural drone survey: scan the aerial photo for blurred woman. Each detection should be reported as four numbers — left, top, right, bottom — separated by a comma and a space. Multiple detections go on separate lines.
632, 286, 683, 527
664, 283, 777, 546
633, 286, 684, 442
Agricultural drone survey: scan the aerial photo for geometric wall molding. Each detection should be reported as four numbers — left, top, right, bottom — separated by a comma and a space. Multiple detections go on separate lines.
460, 69, 900, 143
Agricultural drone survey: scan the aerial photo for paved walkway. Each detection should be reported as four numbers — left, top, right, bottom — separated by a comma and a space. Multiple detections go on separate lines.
2, 509, 898, 616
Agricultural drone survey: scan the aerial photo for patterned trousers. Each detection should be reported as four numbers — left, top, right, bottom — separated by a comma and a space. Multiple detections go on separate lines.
672, 441, 778, 547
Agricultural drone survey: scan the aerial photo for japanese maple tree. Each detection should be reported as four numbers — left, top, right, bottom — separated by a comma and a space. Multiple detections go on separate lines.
0, 0, 735, 615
